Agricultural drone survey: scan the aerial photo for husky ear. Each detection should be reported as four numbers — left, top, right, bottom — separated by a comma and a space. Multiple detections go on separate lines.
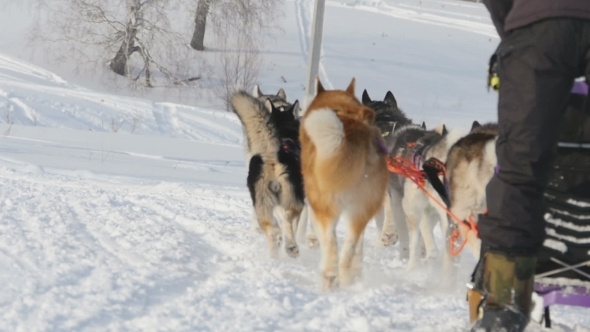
362, 89, 372, 104
264, 99, 275, 113
345, 77, 356, 95
277, 88, 287, 100
421, 121, 426, 130
384, 91, 397, 107
253, 85, 262, 98
442, 124, 448, 135
315, 76, 326, 94
471, 120, 482, 132
288, 100, 300, 116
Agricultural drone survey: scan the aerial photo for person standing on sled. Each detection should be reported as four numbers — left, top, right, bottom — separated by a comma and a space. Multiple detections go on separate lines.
471, 1, 590, 331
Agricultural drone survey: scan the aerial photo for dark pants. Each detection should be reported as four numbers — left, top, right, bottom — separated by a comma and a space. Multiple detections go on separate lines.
479, 19, 590, 255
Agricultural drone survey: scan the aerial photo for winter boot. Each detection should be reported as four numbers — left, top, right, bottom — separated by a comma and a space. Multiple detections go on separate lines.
469, 251, 537, 332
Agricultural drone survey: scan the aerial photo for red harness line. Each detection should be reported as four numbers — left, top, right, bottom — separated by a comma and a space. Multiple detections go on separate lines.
386, 156, 479, 257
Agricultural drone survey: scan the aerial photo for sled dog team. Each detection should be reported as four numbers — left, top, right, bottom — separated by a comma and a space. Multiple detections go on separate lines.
231, 78, 497, 290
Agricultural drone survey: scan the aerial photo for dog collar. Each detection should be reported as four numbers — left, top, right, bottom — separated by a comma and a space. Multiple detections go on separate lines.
376, 136, 388, 154
281, 138, 301, 157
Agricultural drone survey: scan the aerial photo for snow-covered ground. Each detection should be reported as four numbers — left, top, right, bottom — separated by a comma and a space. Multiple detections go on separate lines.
0, 0, 589, 331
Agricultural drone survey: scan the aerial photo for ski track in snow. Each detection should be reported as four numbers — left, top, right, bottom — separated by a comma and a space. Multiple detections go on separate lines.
329, 0, 498, 39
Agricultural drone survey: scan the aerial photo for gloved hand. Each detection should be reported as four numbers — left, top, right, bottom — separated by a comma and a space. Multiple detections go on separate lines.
487, 52, 500, 92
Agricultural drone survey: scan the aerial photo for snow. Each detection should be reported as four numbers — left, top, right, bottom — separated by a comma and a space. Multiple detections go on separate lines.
0, 0, 589, 331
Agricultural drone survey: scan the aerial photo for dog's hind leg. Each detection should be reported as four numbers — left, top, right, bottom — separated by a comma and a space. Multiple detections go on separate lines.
339, 212, 371, 287
312, 207, 340, 291
380, 189, 398, 247
282, 207, 302, 258
351, 230, 365, 281
299, 204, 320, 250
250, 208, 262, 234
254, 199, 282, 259
306, 221, 320, 249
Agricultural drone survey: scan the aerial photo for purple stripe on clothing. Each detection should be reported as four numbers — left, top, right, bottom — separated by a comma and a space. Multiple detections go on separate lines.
572, 81, 589, 95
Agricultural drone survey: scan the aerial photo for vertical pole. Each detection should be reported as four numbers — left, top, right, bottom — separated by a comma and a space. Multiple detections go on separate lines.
303, 0, 326, 116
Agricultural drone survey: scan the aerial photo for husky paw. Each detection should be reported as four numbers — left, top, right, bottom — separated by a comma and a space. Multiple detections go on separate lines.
420, 245, 428, 259
307, 235, 319, 249
285, 244, 300, 258
381, 232, 398, 247
321, 273, 339, 291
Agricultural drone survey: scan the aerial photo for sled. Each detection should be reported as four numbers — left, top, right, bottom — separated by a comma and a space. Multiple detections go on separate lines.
387, 80, 590, 328
532, 80, 590, 328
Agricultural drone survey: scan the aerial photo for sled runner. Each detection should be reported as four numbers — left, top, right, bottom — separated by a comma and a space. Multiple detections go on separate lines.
532, 80, 590, 328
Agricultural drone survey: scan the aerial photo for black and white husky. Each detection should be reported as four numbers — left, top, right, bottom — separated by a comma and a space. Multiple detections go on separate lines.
230, 91, 304, 259
253, 85, 300, 114
361, 89, 412, 140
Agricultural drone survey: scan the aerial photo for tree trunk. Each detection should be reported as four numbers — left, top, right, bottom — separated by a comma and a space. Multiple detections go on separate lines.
110, 39, 140, 77
110, 41, 131, 76
190, 0, 211, 51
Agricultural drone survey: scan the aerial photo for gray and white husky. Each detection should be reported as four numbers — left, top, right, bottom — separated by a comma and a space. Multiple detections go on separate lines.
445, 121, 498, 260
253, 85, 300, 113
383, 121, 466, 279
230, 91, 304, 259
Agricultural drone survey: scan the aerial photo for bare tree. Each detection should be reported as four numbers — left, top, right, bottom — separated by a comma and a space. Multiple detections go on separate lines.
29, 0, 201, 87
190, 0, 211, 51
205, 0, 284, 110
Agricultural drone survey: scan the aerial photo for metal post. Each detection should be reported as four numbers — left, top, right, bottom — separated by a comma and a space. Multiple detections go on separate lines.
303, 0, 326, 115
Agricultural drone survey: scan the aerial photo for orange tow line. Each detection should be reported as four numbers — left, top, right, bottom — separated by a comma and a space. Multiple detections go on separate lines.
386, 156, 479, 257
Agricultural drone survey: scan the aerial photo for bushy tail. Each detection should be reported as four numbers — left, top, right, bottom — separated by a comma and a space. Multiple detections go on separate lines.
303, 108, 344, 158
484, 138, 497, 169
231, 91, 279, 155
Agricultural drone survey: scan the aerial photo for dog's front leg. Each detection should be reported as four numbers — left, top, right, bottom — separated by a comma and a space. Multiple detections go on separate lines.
379, 188, 398, 247
419, 209, 439, 259
295, 201, 309, 243
402, 192, 422, 271
390, 187, 410, 259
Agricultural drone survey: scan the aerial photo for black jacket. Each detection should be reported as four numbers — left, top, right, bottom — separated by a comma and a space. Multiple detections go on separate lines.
483, 0, 590, 38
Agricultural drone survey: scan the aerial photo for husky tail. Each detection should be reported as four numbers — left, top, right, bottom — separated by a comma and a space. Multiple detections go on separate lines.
303, 109, 344, 158
303, 108, 368, 192
231, 91, 280, 155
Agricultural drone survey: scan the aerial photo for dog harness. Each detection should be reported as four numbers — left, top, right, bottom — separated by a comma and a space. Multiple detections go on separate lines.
281, 138, 301, 159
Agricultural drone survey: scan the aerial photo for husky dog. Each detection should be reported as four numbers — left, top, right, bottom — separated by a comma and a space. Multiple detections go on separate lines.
300, 77, 389, 290
253, 85, 300, 114
384, 122, 432, 257
389, 122, 466, 279
445, 121, 498, 260
230, 91, 304, 259
362, 89, 412, 139
361, 88, 417, 248
296, 90, 404, 249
